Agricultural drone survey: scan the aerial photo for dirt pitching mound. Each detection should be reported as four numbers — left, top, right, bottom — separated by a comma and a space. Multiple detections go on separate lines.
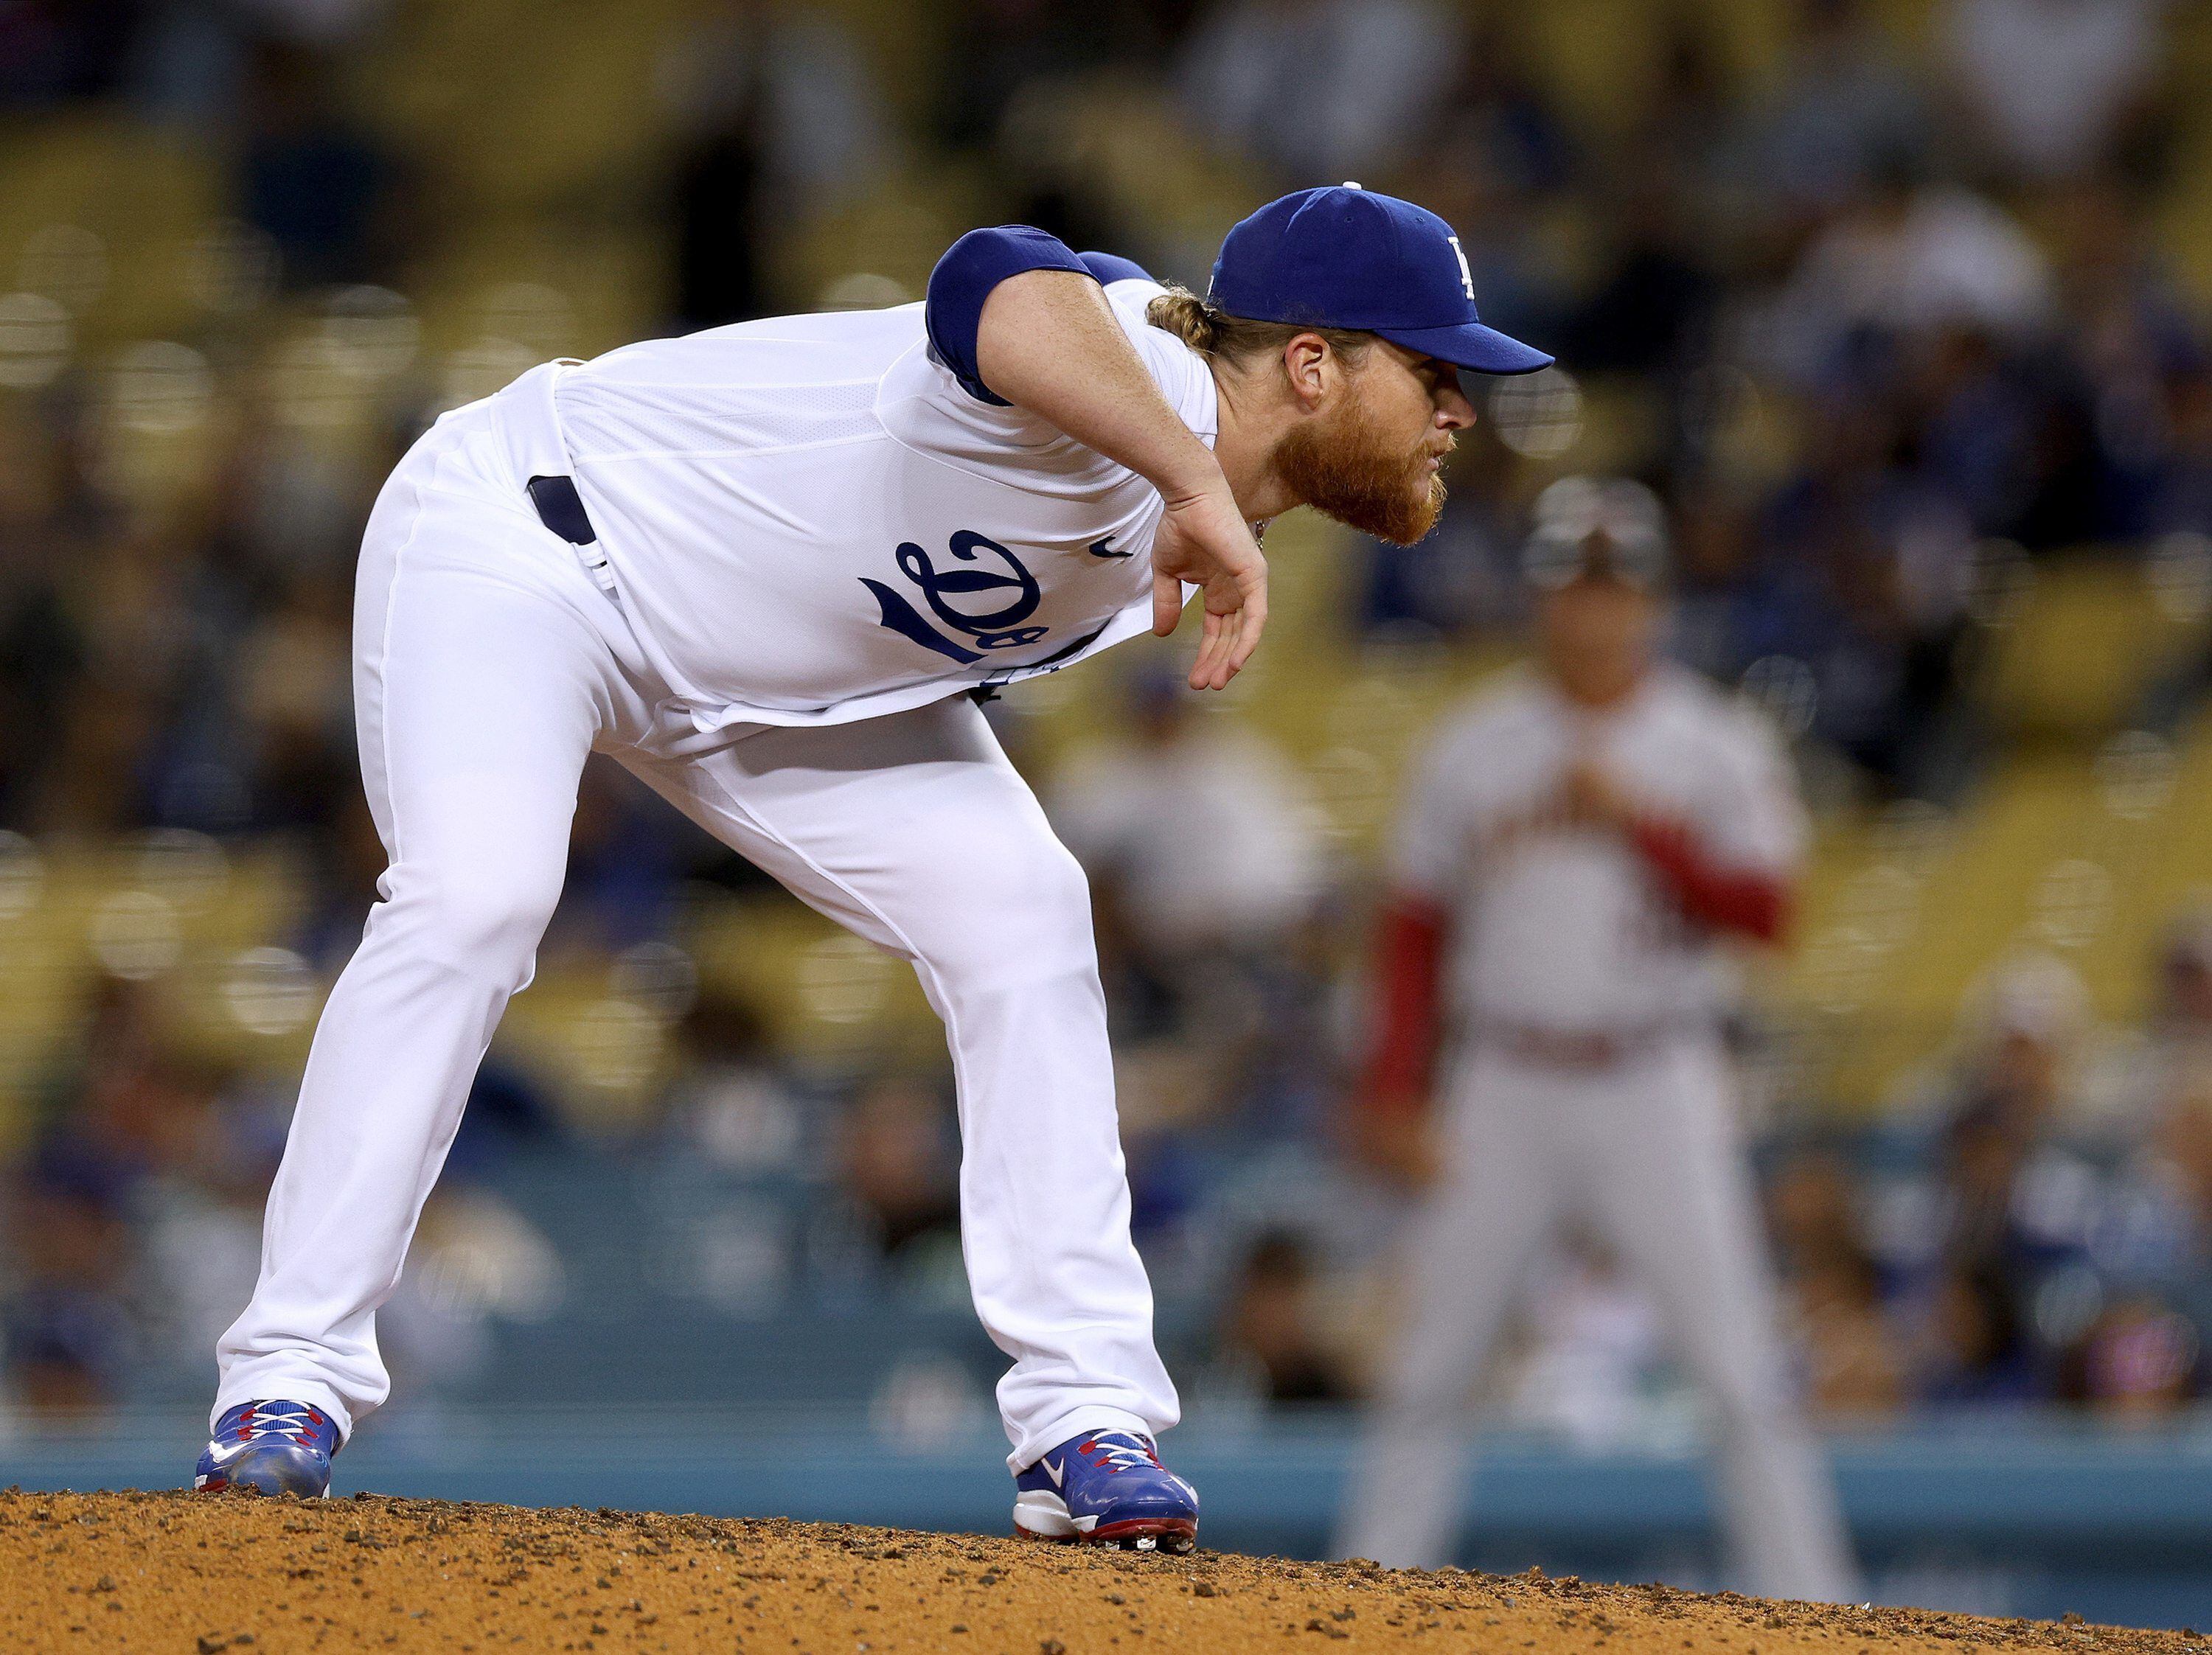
2, 1488, 2199, 1654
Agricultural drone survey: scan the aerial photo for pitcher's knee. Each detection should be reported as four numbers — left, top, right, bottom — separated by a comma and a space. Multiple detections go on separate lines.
908, 837, 1098, 992
377, 859, 564, 978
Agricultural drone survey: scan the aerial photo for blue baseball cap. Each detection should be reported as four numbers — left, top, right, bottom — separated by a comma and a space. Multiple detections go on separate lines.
1208, 185, 1554, 375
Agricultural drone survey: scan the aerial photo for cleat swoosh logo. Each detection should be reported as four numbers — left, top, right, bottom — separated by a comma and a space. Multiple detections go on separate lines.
1043, 1457, 1065, 1489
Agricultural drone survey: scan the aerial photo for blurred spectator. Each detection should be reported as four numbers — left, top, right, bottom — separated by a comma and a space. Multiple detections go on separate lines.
139, 1073, 288, 1376
838, 1074, 960, 1262
1790, 1244, 1905, 1417
2154, 362, 2212, 534
1940, 0, 2171, 184
1176, 0, 1462, 184
660, 0, 887, 328
1767, 1149, 1907, 1417
2044, 183, 2203, 539
934, 0, 1116, 156
133, 0, 392, 122
1621, 5, 1739, 195
443, 1054, 566, 1174
1916, 1258, 2039, 1404
1737, 0, 1931, 219
1217, 1230, 1353, 1406
1561, 177, 1719, 382
1726, 396, 1975, 791
0, 0, 141, 107
1778, 166, 2053, 374
2144, 906, 2212, 1087
665, 83, 769, 332
2059, 1292, 2199, 1418
0, 411, 89, 830
1397, 15, 1573, 204
1921, 956, 2100, 1281
1884, 952, 2208, 1415
290, 788, 392, 971
1940, 1095, 2051, 1293
1050, 666, 1324, 1155
549, 759, 686, 954
232, 573, 358, 835
234, 38, 395, 290
1, 1151, 139, 1413
1049, 666, 1320, 962
661, 987, 807, 1175
29, 975, 206, 1185
1926, 952, 2096, 1140
1503, 1241, 1670, 1444
2138, 914, 2212, 1303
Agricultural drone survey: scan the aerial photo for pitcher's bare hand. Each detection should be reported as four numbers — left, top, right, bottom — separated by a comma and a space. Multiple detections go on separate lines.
1151, 484, 1268, 690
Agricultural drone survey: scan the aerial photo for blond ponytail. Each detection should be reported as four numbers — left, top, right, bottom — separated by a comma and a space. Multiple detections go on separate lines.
1145, 285, 1222, 354
1144, 282, 1373, 371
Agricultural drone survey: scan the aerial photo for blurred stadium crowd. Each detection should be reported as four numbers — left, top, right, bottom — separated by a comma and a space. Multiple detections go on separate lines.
8, 0, 2212, 1453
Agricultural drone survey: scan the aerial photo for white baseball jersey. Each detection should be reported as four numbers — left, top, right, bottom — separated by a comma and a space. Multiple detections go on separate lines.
1391, 663, 1805, 1030
546, 279, 1213, 735
217, 314, 1194, 1464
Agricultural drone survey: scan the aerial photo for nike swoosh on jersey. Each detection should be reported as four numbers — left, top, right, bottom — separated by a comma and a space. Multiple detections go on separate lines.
1085, 537, 1133, 559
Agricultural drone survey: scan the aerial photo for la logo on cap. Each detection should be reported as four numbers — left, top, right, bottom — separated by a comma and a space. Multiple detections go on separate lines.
1340, 182, 1474, 301
1446, 236, 1476, 300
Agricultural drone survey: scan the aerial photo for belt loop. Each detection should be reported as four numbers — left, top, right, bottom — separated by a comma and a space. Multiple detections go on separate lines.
577, 546, 619, 597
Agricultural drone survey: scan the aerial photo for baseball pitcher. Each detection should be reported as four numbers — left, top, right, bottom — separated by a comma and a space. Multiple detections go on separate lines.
1334, 481, 1859, 1597
193, 187, 1551, 1553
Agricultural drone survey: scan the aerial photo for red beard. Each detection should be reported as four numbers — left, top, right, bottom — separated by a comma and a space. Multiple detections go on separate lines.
1272, 397, 1447, 546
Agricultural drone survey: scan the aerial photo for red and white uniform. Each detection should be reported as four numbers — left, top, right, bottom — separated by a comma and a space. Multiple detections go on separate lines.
1335, 663, 1857, 1600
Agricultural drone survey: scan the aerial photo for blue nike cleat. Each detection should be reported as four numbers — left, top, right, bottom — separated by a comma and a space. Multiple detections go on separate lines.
1012, 1430, 1198, 1553
194, 1401, 339, 1497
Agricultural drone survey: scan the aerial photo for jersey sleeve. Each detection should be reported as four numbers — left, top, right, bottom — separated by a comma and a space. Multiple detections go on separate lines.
921, 228, 1211, 436
923, 226, 1095, 405
1078, 251, 1155, 285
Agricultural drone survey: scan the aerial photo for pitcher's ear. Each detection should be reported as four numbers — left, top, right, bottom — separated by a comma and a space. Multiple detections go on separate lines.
1281, 332, 1335, 409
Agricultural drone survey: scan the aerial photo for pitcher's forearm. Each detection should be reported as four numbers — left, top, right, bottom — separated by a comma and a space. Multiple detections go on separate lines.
975, 270, 1227, 502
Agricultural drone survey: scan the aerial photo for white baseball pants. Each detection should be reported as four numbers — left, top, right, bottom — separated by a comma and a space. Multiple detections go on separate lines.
1335, 1036, 1857, 1602
212, 382, 1176, 1470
